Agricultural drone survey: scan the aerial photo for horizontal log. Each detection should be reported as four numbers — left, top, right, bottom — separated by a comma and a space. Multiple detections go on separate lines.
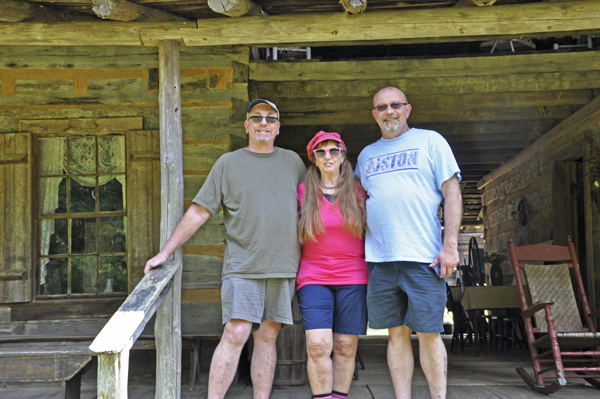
267, 90, 593, 112
0, 21, 193, 46
0, 0, 96, 22
254, 71, 600, 98
92, 0, 189, 22
340, 0, 367, 14
208, 0, 265, 17
250, 52, 600, 82
278, 105, 574, 126
141, 2, 600, 47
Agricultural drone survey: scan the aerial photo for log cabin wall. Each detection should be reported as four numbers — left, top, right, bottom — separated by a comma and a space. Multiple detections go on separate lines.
0, 45, 249, 337
479, 104, 600, 313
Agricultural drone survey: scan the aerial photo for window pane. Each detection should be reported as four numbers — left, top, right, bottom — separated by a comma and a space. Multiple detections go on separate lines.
41, 219, 68, 256
99, 217, 126, 253
40, 177, 66, 215
70, 177, 96, 213
69, 137, 96, 175
39, 137, 66, 176
72, 218, 97, 254
99, 176, 125, 212
99, 256, 127, 293
40, 258, 68, 295
99, 136, 125, 174
72, 256, 97, 294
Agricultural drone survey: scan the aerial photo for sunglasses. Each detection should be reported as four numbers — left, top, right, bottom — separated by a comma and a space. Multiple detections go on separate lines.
248, 115, 278, 123
373, 102, 408, 112
313, 147, 344, 159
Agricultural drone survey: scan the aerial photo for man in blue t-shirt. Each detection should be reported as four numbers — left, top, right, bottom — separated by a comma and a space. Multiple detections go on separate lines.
355, 87, 462, 399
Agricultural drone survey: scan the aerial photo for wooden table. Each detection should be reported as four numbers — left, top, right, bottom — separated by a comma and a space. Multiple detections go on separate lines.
460, 286, 531, 311
449, 286, 531, 355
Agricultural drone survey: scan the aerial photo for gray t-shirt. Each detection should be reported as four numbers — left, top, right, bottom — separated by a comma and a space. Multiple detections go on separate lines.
193, 147, 306, 280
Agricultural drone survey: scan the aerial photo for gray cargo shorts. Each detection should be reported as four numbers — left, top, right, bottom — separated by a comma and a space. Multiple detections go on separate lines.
221, 277, 296, 330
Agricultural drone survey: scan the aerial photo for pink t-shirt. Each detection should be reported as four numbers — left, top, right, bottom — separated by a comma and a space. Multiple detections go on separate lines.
296, 182, 368, 290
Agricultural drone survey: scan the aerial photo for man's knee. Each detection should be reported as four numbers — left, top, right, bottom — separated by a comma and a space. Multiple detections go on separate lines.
253, 320, 282, 344
416, 332, 442, 345
222, 319, 253, 347
389, 325, 412, 341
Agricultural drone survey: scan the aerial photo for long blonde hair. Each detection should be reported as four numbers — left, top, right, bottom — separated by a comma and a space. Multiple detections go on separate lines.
298, 140, 366, 244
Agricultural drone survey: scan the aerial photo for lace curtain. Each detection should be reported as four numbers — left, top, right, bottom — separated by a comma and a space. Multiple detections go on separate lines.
40, 136, 126, 285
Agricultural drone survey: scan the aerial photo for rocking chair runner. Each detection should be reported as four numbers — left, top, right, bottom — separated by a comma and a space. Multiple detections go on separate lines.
508, 237, 600, 394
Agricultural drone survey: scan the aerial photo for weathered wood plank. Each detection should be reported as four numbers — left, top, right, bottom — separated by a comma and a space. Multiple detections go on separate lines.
1, 133, 31, 304
250, 52, 600, 82
253, 71, 600, 98
552, 162, 577, 247
156, 39, 183, 399
141, 2, 600, 47
19, 117, 143, 134
127, 130, 160, 287
89, 260, 179, 355
181, 254, 223, 289
0, 45, 248, 69
479, 95, 600, 189
0, 346, 91, 382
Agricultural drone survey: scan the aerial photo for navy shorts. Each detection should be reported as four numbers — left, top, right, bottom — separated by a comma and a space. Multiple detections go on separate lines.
367, 261, 446, 333
296, 284, 368, 336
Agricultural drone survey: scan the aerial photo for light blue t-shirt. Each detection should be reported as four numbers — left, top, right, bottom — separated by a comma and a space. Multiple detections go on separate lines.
354, 128, 461, 263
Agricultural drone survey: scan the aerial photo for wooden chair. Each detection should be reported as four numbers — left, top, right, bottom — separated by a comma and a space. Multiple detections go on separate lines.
508, 237, 600, 394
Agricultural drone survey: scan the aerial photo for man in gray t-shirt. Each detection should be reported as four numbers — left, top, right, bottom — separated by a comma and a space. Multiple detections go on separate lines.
145, 99, 306, 399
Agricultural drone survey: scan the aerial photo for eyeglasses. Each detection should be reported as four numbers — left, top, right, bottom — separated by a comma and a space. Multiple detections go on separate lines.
313, 147, 344, 159
248, 115, 278, 123
373, 102, 408, 112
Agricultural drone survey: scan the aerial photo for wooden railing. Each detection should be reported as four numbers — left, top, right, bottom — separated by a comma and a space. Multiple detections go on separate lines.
89, 259, 181, 398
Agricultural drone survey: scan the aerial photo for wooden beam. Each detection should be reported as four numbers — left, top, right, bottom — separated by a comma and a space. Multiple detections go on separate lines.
155, 39, 184, 399
250, 52, 600, 82
208, 0, 265, 17
0, 21, 191, 46
340, 0, 367, 14
478, 94, 600, 189
0, 0, 95, 22
140, 2, 600, 47
1, 2, 598, 46
92, 0, 189, 22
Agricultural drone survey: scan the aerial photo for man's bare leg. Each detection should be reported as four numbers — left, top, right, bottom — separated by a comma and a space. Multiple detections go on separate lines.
332, 333, 358, 394
305, 329, 334, 394
251, 320, 282, 399
387, 325, 414, 399
208, 319, 253, 399
417, 332, 447, 399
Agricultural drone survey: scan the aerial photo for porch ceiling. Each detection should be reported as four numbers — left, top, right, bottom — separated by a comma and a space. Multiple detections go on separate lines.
2, 0, 600, 226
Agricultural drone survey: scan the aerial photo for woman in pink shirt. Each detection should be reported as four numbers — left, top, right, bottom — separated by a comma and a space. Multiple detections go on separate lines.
297, 131, 368, 399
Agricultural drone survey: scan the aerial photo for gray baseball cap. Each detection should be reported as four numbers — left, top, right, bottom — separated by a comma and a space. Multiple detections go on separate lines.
247, 99, 280, 120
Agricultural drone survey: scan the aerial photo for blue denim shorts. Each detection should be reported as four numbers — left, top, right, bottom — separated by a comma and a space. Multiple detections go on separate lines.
367, 261, 446, 333
296, 284, 368, 336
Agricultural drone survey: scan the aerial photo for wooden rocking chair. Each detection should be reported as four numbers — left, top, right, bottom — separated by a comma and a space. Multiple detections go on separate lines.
508, 237, 600, 394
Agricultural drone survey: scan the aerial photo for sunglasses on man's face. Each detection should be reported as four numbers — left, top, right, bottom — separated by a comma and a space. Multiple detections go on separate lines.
313, 147, 344, 159
373, 102, 408, 112
248, 115, 278, 123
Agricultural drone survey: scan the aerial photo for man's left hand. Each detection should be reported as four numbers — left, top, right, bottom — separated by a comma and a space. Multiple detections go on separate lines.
430, 244, 459, 278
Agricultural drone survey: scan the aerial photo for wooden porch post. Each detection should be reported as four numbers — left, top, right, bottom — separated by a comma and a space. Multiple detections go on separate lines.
155, 39, 183, 398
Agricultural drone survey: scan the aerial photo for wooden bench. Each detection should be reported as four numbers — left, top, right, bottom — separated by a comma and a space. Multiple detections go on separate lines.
0, 339, 92, 399
0, 333, 222, 397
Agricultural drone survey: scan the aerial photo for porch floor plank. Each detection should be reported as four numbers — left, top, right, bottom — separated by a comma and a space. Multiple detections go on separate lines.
5, 337, 600, 398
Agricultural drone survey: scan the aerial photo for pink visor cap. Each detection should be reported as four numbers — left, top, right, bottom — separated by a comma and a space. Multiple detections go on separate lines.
306, 131, 346, 162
